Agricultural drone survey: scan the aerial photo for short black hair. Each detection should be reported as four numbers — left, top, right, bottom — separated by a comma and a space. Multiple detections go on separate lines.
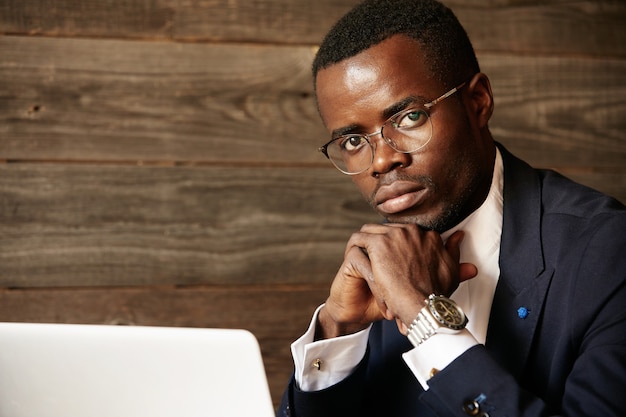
312, 0, 479, 89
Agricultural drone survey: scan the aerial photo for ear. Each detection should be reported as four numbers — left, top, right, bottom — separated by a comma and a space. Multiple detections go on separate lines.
465, 73, 494, 129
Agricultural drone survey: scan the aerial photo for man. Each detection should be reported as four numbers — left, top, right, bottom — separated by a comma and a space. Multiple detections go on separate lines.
276, 0, 626, 416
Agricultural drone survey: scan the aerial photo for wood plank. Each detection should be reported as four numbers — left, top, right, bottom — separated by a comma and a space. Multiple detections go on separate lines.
1, 161, 622, 290
0, 163, 380, 288
1, 36, 625, 169
0, 36, 324, 164
0, 284, 330, 407
452, 1, 626, 57
0, 0, 179, 39
482, 54, 626, 169
171, 0, 354, 45
1, 0, 624, 56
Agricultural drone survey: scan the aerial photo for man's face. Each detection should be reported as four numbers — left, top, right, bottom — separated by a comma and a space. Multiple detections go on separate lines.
315, 35, 494, 232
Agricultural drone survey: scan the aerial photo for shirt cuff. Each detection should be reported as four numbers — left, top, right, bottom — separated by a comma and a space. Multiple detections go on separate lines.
291, 304, 371, 391
402, 329, 479, 390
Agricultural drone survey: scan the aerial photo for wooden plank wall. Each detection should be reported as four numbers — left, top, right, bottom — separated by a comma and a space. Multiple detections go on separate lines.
1, 0, 625, 407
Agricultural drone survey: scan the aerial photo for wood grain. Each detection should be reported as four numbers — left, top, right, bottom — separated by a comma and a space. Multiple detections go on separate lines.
482, 55, 626, 169
0, 36, 322, 164
452, 1, 626, 57
1, 0, 624, 56
1, 36, 624, 170
0, 163, 380, 287
2, 161, 623, 291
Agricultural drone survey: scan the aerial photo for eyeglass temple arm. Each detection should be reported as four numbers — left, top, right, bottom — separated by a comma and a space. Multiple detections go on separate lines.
424, 82, 466, 109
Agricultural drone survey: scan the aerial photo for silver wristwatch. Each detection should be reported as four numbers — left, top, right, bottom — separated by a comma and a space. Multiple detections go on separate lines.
407, 294, 468, 347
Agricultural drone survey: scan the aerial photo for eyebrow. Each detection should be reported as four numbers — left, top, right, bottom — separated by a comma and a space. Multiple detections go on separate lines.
382, 95, 425, 119
330, 95, 427, 139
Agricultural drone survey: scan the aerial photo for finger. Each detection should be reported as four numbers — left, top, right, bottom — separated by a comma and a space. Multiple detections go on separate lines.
445, 231, 478, 282
362, 276, 395, 320
378, 301, 394, 321
344, 232, 369, 258
459, 262, 478, 282
344, 245, 375, 282
359, 223, 396, 234
344, 232, 376, 264
395, 318, 409, 335
346, 224, 407, 260
444, 230, 465, 262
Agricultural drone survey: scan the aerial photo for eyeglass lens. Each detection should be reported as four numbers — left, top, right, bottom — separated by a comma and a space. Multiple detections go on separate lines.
326, 109, 433, 174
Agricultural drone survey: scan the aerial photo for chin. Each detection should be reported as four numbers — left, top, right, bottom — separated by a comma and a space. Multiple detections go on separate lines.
383, 206, 463, 233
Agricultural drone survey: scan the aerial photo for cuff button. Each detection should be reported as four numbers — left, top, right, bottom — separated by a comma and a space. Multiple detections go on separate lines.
463, 400, 481, 416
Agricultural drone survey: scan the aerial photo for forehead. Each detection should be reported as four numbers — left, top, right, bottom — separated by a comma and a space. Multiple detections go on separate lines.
315, 35, 442, 128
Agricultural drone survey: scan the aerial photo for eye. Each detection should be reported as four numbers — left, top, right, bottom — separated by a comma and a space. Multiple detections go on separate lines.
393, 108, 429, 130
338, 135, 368, 153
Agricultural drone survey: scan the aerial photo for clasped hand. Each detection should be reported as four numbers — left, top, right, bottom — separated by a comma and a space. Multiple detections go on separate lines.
316, 223, 477, 340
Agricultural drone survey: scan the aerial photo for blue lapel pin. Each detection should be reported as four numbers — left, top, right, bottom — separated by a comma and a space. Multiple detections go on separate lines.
517, 307, 530, 319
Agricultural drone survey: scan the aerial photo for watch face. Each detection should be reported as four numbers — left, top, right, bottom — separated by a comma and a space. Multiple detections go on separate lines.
429, 296, 467, 330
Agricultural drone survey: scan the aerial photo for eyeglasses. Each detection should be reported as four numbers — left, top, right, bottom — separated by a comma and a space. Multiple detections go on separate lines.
318, 81, 467, 175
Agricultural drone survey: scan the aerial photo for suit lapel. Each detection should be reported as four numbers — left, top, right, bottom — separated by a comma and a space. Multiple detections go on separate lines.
485, 145, 554, 378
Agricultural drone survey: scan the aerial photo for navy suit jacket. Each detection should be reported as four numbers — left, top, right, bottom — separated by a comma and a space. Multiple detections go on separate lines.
277, 145, 626, 417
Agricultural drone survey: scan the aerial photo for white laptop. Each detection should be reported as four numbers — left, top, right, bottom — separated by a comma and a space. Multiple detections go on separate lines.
0, 323, 275, 417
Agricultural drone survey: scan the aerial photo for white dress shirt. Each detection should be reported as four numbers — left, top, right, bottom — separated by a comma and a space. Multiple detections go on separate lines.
292, 148, 504, 391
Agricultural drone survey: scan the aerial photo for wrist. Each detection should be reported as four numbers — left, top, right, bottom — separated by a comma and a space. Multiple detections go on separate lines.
315, 305, 370, 340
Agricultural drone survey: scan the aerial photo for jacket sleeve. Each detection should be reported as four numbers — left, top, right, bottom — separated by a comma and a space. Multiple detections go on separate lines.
276, 350, 370, 417
421, 212, 626, 417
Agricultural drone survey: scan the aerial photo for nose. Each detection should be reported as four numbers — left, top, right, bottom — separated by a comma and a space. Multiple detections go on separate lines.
369, 134, 412, 177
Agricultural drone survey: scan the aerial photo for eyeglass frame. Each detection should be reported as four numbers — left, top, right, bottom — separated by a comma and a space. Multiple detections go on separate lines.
318, 79, 468, 175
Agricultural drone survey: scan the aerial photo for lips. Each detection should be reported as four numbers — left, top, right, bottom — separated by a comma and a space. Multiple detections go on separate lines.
375, 182, 427, 215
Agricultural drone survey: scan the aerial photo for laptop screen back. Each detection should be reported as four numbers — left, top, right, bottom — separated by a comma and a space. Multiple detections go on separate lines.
0, 323, 275, 417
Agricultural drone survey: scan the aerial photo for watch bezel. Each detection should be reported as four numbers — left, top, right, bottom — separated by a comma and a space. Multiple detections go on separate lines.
427, 295, 468, 330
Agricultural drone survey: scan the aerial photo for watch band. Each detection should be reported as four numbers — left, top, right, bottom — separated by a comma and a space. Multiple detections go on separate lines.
407, 307, 437, 347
